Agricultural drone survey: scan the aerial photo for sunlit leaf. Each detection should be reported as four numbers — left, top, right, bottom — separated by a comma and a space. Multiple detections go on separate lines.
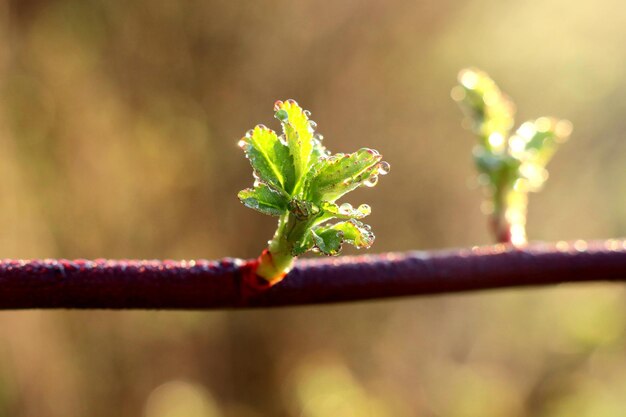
509, 117, 572, 167
314, 219, 375, 250
238, 125, 296, 194
453, 68, 516, 149
274, 99, 314, 185
312, 228, 344, 256
306, 148, 384, 203
238, 184, 289, 216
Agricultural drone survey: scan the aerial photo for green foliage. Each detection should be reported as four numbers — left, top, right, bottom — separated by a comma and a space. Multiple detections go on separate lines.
315, 220, 375, 250
453, 68, 572, 193
238, 100, 388, 278
452, 68, 572, 244
237, 125, 295, 195
238, 184, 288, 216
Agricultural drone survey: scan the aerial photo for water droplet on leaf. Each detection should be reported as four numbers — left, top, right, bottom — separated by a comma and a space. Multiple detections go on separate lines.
364, 175, 379, 187
275, 109, 289, 122
339, 203, 353, 214
358, 147, 379, 156
377, 161, 390, 175
357, 204, 371, 216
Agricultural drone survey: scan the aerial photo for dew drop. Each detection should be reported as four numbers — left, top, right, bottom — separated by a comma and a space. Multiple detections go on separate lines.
357, 204, 371, 216
555, 120, 573, 139
573, 240, 588, 252
304, 110, 311, 117
274, 100, 284, 111
286, 99, 297, 105
555, 241, 569, 252
275, 109, 289, 122
313, 133, 324, 142
357, 148, 379, 160
377, 161, 391, 175
308, 120, 318, 131
534, 117, 551, 132
245, 129, 254, 138
450, 85, 466, 101
459, 69, 479, 89
604, 239, 620, 251
237, 139, 247, 149
364, 175, 379, 187
339, 203, 353, 214
517, 122, 536, 139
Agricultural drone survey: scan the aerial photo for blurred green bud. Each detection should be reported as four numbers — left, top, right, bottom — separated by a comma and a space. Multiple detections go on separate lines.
453, 68, 572, 245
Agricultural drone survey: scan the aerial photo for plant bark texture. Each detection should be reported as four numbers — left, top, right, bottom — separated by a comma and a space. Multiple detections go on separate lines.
0, 239, 624, 309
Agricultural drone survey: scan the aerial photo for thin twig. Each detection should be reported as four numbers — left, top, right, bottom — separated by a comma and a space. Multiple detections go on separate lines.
0, 239, 624, 310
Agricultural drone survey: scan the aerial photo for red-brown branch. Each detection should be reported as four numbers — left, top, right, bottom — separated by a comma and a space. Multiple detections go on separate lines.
0, 239, 625, 309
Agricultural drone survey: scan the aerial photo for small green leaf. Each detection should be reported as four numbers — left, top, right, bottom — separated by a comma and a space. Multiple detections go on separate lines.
292, 231, 315, 256
314, 219, 375, 250
509, 118, 572, 167
315, 202, 371, 226
306, 148, 383, 203
453, 68, 515, 149
312, 228, 344, 256
274, 99, 314, 184
238, 184, 289, 216
239, 125, 296, 194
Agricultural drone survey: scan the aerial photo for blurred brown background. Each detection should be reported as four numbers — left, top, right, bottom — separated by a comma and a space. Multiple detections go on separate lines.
0, 0, 625, 416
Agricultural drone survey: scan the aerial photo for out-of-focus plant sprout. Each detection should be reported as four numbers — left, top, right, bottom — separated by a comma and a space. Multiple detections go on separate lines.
452, 68, 572, 245
238, 100, 389, 284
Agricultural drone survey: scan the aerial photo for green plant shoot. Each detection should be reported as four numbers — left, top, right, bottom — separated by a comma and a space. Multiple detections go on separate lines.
238, 100, 390, 284
452, 68, 572, 246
